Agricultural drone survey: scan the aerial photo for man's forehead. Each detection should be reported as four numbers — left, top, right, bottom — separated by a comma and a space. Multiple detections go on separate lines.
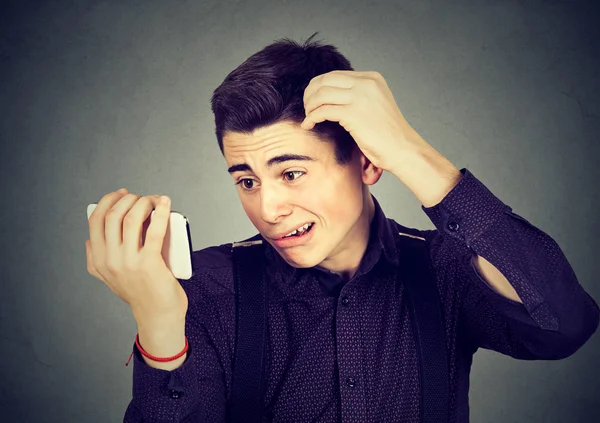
223, 127, 328, 159
223, 122, 308, 148
223, 135, 309, 162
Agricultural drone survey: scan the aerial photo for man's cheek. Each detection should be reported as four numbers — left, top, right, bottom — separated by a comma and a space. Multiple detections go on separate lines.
318, 195, 355, 225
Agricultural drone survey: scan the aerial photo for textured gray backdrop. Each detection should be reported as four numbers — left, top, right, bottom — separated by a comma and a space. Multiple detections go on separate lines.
1, 0, 599, 422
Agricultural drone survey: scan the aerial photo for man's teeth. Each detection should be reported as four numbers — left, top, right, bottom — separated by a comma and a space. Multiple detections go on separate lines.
284, 223, 312, 238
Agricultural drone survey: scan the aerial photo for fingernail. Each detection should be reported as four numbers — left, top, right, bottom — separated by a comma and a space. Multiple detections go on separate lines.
117, 188, 127, 194
160, 196, 170, 204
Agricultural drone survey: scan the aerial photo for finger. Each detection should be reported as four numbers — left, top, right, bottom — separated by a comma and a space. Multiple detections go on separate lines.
302, 104, 346, 131
105, 193, 141, 247
87, 239, 126, 299
122, 195, 161, 262
104, 193, 142, 274
303, 71, 358, 109
89, 189, 129, 277
143, 195, 171, 256
304, 86, 353, 117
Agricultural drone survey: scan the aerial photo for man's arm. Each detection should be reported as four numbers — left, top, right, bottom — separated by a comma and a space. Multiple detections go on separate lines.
416, 166, 599, 359
389, 137, 524, 304
124, 249, 234, 423
136, 315, 188, 371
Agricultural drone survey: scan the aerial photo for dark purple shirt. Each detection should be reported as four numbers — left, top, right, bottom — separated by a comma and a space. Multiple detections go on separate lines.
123, 168, 599, 422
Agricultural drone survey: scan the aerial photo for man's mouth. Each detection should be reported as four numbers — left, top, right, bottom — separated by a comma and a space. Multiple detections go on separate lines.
280, 222, 314, 239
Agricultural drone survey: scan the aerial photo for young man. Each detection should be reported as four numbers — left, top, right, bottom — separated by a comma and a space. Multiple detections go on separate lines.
89, 34, 599, 422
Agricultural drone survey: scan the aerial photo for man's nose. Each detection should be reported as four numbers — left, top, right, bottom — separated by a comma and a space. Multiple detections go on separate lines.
260, 182, 291, 223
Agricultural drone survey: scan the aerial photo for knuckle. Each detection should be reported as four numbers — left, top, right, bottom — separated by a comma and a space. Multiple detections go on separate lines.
105, 258, 120, 273
315, 87, 325, 100
371, 71, 382, 79
100, 192, 114, 202
145, 230, 159, 242
120, 193, 138, 205
88, 213, 99, 225
105, 207, 121, 220
123, 213, 136, 225
365, 77, 378, 87
123, 260, 137, 272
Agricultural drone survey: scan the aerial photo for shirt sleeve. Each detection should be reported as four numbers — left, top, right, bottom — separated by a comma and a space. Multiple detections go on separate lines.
123, 268, 230, 423
422, 167, 600, 360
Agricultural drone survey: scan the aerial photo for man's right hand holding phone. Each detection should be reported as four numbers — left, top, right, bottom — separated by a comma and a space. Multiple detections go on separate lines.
85, 188, 189, 370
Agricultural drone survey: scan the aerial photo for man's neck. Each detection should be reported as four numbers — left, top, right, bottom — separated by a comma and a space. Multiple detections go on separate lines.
316, 193, 376, 281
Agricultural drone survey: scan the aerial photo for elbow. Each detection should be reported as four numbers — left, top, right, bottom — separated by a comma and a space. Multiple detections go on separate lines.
532, 299, 600, 360
562, 298, 600, 358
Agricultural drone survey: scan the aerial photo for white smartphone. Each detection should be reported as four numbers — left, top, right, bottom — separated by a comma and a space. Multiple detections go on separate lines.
86, 202, 193, 280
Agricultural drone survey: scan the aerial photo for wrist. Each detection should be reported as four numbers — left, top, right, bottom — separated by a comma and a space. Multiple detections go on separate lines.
389, 141, 462, 208
137, 322, 187, 368
132, 304, 187, 328
387, 131, 432, 176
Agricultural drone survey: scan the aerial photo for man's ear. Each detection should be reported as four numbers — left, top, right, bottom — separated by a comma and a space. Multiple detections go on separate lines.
359, 152, 383, 185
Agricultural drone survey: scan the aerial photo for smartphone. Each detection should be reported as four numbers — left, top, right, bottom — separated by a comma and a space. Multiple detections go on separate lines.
86, 202, 193, 280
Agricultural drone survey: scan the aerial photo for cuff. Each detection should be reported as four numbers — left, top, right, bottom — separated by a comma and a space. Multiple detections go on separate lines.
421, 168, 510, 247
130, 341, 201, 421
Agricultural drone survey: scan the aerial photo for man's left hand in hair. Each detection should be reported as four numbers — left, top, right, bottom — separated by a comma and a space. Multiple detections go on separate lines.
300, 69, 462, 209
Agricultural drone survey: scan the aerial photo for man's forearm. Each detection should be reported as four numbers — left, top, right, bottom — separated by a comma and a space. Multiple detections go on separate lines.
389, 135, 522, 303
388, 134, 463, 209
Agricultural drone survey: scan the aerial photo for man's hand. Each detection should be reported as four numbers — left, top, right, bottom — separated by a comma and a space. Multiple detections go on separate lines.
301, 70, 429, 174
85, 189, 188, 326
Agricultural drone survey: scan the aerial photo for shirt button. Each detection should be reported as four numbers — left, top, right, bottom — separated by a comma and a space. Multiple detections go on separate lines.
447, 221, 459, 232
346, 377, 356, 388
341, 296, 350, 306
169, 389, 183, 399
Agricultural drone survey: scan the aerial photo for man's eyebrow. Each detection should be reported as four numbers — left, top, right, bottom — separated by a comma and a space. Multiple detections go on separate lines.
227, 154, 315, 174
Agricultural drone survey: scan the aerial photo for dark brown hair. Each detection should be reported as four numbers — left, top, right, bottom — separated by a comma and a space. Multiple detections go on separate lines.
210, 32, 358, 164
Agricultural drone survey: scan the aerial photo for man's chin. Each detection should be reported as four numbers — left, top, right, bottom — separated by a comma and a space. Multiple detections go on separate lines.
275, 248, 322, 269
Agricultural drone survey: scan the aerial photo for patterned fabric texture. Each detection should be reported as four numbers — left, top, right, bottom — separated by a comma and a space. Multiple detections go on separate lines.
123, 168, 599, 423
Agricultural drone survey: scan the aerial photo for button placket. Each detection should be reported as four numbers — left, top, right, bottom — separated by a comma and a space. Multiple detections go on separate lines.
169, 389, 183, 399
335, 287, 367, 422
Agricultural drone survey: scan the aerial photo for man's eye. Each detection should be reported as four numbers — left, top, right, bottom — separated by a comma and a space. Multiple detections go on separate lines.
284, 171, 305, 181
237, 179, 255, 190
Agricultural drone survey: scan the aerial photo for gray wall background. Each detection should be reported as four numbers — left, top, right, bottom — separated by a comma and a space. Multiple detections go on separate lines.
1, 0, 599, 421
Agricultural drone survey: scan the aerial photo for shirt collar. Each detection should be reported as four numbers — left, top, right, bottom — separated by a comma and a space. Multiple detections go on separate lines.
310, 193, 399, 280
364, 194, 400, 268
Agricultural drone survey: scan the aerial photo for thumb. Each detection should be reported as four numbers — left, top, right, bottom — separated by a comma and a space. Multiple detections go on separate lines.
85, 239, 104, 282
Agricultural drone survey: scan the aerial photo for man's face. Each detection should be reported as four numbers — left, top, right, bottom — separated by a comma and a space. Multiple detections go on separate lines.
223, 121, 370, 269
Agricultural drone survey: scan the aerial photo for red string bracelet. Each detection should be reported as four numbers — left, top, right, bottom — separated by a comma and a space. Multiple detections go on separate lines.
125, 333, 189, 366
